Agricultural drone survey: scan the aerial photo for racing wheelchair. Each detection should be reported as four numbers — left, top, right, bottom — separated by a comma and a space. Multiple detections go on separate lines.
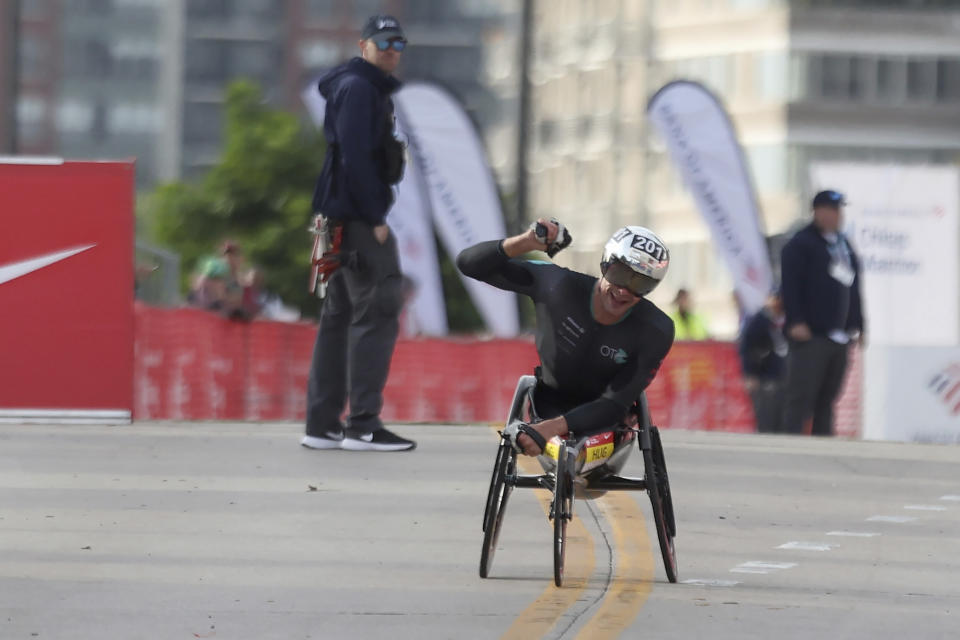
480, 375, 678, 587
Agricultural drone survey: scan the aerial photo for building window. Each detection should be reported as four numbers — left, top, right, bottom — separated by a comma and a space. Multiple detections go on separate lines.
821, 55, 849, 99
18, 36, 47, 80
848, 57, 871, 101
937, 59, 960, 102
232, 42, 277, 79
183, 103, 222, 144
186, 41, 227, 82
306, 0, 337, 20
352, 0, 384, 23
876, 57, 904, 103
299, 40, 340, 69
22, 0, 51, 19
56, 100, 95, 133
65, 0, 114, 14
109, 103, 162, 134
907, 58, 936, 102
188, 0, 231, 19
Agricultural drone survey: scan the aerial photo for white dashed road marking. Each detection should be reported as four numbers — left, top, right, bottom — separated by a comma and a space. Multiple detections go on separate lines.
682, 579, 741, 587
730, 561, 797, 574
866, 515, 917, 523
826, 531, 880, 537
777, 541, 833, 551
940, 495, 960, 501
904, 505, 947, 511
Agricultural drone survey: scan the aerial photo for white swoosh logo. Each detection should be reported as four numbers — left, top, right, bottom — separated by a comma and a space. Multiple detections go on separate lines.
0, 245, 97, 286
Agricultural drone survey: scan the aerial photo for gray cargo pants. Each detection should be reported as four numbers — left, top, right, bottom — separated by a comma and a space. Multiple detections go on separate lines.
782, 336, 849, 436
306, 220, 403, 436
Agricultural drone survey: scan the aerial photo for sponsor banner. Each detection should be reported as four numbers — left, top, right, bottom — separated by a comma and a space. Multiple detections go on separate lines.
864, 346, 960, 443
647, 81, 775, 316
394, 83, 519, 336
134, 305, 763, 431
0, 160, 134, 420
644, 341, 755, 433
300, 80, 448, 336
809, 163, 959, 346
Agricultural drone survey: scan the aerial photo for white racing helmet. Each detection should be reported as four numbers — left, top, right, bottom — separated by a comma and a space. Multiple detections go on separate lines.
600, 226, 670, 297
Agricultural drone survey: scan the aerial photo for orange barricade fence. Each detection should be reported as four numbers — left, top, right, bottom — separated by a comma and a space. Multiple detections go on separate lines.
133, 303, 862, 436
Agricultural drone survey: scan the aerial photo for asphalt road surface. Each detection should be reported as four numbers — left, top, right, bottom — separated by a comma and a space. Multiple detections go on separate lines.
0, 422, 957, 639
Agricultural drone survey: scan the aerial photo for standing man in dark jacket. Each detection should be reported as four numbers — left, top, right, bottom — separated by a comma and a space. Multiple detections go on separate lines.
301, 15, 415, 452
780, 190, 865, 436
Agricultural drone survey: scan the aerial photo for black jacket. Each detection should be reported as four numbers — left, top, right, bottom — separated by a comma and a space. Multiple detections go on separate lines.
780, 223, 864, 338
738, 309, 786, 380
311, 57, 401, 226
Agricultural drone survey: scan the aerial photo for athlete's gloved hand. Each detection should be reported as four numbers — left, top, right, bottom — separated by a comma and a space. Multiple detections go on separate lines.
503, 420, 547, 455
529, 217, 573, 258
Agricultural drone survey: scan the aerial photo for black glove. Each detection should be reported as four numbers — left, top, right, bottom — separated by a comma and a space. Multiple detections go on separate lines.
530, 217, 573, 258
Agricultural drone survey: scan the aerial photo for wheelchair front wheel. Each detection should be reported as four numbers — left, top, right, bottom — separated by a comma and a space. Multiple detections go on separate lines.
480, 437, 515, 578
553, 442, 574, 587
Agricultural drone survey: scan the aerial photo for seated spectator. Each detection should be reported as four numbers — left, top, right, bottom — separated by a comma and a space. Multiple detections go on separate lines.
738, 291, 788, 433
242, 268, 301, 322
189, 241, 245, 317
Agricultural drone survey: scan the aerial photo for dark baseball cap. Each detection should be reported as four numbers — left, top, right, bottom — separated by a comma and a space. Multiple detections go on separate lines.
812, 190, 847, 208
361, 14, 406, 43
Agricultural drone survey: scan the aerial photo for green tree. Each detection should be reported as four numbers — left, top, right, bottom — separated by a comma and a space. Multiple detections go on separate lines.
141, 80, 326, 316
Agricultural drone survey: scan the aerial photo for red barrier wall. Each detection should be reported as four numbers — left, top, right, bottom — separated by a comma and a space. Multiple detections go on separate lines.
133, 304, 772, 432
1, 160, 134, 420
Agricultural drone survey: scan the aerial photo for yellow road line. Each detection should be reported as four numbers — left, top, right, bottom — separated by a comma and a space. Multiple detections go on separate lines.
573, 492, 655, 640
500, 453, 596, 640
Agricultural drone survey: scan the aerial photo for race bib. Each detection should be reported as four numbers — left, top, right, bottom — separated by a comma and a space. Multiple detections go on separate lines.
580, 431, 615, 473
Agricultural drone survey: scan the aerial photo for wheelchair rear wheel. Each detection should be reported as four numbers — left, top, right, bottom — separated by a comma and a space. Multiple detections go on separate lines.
480, 437, 515, 578
643, 426, 678, 582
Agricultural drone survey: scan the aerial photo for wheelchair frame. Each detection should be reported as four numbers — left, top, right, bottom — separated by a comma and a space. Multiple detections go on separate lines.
480, 375, 678, 586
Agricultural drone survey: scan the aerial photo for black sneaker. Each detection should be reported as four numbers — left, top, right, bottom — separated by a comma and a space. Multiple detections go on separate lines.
342, 427, 416, 452
301, 431, 344, 450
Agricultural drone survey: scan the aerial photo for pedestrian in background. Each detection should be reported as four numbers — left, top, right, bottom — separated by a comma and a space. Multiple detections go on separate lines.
301, 15, 415, 452
780, 190, 865, 436
738, 291, 787, 433
669, 287, 710, 340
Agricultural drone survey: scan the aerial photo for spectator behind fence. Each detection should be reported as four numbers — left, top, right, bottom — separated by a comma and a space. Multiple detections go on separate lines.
669, 287, 710, 340
188, 241, 245, 318
738, 291, 787, 433
243, 268, 300, 322
780, 190, 865, 436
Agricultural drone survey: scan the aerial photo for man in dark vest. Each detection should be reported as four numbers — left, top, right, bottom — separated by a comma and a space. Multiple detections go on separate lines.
302, 15, 415, 452
780, 190, 865, 436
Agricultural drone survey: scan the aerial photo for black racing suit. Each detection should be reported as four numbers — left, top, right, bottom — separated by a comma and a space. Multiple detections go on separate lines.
457, 241, 675, 436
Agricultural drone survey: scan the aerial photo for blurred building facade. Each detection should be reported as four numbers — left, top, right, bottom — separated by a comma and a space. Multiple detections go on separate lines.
4, 0, 960, 337
1, 0, 519, 192
527, 0, 960, 336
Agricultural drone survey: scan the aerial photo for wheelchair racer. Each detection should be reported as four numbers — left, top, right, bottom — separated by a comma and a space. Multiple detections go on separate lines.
456, 219, 675, 457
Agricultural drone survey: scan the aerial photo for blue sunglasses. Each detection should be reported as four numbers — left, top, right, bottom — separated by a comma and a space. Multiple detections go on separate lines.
375, 38, 407, 52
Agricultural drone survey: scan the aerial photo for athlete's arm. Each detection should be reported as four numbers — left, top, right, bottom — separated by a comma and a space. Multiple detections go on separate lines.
456, 219, 558, 297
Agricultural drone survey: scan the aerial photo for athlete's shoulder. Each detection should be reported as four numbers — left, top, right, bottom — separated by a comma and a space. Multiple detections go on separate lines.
633, 299, 675, 340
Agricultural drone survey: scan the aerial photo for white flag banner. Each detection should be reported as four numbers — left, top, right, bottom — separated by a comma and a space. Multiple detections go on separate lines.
809, 162, 959, 346
390, 116, 448, 336
300, 79, 449, 336
647, 81, 774, 315
394, 83, 519, 337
